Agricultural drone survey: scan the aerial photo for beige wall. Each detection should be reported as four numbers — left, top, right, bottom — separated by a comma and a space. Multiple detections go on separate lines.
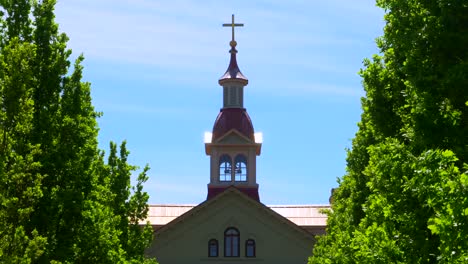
147, 193, 314, 264
208, 132, 259, 187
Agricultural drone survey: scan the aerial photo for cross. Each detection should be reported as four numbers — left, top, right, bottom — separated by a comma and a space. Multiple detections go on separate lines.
222, 14, 244, 42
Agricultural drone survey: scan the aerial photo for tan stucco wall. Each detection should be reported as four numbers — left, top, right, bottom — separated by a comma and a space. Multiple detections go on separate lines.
147, 193, 315, 264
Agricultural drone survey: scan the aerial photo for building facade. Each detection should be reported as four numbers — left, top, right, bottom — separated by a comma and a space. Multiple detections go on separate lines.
145, 17, 329, 263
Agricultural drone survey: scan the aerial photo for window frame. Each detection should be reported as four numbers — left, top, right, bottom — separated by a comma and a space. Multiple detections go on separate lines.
224, 227, 240, 257
245, 239, 256, 257
208, 239, 219, 257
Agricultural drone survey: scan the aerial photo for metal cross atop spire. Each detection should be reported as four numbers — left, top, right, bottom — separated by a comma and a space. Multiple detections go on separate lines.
222, 14, 244, 42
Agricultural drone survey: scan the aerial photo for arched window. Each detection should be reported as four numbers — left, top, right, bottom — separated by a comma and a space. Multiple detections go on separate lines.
219, 155, 232, 182
234, 155, 247, 182
245, 239, 256, 257
208, 239, 218, 257
224, 227, 240, 257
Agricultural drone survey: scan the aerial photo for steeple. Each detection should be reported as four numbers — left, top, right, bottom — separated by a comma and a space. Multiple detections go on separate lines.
205, 15, 262, 202
219, 15, 248, 86
219, 14, 248, 108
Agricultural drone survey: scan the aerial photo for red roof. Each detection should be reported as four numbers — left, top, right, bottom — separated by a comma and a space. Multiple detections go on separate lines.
212, 108, 255, 141
207, 186, 259, 202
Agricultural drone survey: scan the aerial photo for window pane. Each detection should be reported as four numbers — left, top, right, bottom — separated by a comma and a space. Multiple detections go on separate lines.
225, 239, 232, 256
225, 227, 240, 257
209, 246, 217, 257
219, 161, 232, 181
233, 237, 239, 256
208, 239, 218, 257
246, 246, 254, 257
219, 157, 232, 182
226, 229, 238, 235
234, 155, 247, 182
246, 239, 255, 257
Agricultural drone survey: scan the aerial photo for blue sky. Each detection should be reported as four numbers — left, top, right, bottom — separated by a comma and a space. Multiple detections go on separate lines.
54, 0, 385, 205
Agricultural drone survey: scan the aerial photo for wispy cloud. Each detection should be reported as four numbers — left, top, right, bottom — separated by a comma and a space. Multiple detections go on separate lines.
55, 0, 379, 69
56, 0, 223, 66
55, 0, 381, 101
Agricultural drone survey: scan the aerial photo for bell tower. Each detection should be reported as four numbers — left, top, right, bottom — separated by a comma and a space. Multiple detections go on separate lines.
205, 15, 262, 201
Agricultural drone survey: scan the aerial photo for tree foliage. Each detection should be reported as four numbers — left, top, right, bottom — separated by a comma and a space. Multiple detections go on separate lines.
310, 0, 467, 263
0, 1, 156, 263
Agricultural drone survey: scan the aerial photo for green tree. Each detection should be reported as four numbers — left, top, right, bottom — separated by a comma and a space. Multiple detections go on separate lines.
107, 142, 154, 261
0, 37, 47, 264
310, 0, 468, 263
0, 1, 156, 263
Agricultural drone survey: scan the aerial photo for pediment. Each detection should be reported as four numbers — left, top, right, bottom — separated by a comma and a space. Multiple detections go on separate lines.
214, 129, 254, 144
150, 188, 314, 250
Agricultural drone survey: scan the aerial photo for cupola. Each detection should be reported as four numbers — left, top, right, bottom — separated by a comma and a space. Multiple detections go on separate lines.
205, 15, 262, 202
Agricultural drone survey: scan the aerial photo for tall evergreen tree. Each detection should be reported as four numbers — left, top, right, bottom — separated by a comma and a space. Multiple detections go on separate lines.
310, 0, 467, 263
0, 1, 156, 263
0, 36, 47, 264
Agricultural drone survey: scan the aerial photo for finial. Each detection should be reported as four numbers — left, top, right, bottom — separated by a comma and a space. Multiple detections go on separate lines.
223, 14, 244, 51
219, 14, 248, 85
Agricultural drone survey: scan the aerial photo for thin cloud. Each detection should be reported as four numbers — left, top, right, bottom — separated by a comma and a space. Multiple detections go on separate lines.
55, 0, 378, 71
55, 0, 380, 100
56, 1, 221, 67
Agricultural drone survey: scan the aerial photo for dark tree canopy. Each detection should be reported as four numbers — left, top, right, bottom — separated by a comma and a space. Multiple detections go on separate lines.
310, 0, 467, 263
0, 1, 156, 263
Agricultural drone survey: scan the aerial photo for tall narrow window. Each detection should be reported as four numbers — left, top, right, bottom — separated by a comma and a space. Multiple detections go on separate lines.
234, 155, 247, 182
224, 227, 240, 257
245, 239, 256, 257
208, 239, 218, 257
219, 155, 232, 182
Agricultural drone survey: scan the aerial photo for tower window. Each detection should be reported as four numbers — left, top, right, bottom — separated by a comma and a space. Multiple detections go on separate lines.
245, 239, 256, 257
223, 87, 228, 106
208, 239, 218, 257
234, 155, 247, 182
224, 227, 240, 257
219, 154, 232, 182
229, 87, 236, 106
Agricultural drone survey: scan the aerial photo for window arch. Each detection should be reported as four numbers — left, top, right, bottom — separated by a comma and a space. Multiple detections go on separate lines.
208, 239, 218, 257
245, 239, 256, 257
234, 155, 247, 182
219, 154, 232, 182
224, 227, 240, 257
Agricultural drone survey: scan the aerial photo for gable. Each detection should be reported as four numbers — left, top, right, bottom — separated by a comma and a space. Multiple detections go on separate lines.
147, 188, 316, 264
214, 129, 254, 144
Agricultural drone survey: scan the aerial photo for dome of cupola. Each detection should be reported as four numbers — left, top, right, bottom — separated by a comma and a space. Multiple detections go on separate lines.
212, 108, 254, 142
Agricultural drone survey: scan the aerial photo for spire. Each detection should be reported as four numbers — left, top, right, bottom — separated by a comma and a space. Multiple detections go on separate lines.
219, 14, 248, 85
